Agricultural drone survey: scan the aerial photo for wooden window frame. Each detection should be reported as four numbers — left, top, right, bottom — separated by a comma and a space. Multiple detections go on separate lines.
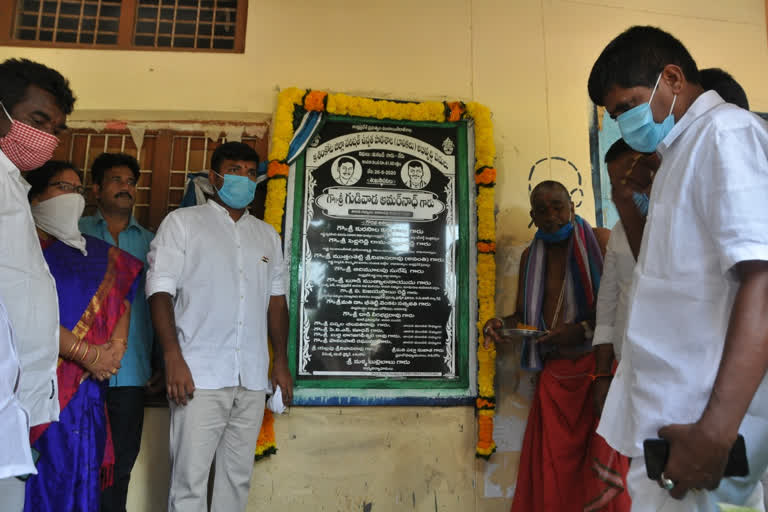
0, 0, 247, 53
54, 123, 270, 231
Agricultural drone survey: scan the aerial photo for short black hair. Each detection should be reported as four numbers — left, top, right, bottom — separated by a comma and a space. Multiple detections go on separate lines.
588, 26, 700, 106
0, 58, 76, 115
337, 156, 355, 168
210, 142, 260, 173
530, 180, 570, 206
90, 152, 140, 186
26, 160, 82, 200
604, 139, 636, 164
700, 68, 749, 110
408, 161, 423, 169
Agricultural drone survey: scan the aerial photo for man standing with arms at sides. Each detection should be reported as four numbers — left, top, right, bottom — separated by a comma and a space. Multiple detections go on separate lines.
147, 142, 293, 512
79, 152, 158, 512
589, 26, 768, 510
0, 58, 75, 511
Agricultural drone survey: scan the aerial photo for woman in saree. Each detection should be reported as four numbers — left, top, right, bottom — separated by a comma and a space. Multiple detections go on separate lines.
22, 161, 143, 512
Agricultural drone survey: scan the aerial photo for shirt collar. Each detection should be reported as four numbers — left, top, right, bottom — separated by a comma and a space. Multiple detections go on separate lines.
0, 150, 31, 193
0, 149, 20, 177
206, 198, 250, 221
93, 207, 142, 231
658, 90, 724, 156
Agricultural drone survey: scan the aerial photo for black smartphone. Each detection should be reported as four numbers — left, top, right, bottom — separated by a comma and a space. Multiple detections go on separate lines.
643, 434, 749, 480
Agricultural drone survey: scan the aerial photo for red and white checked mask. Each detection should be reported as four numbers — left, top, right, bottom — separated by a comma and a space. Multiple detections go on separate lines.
0, 101, 59, 171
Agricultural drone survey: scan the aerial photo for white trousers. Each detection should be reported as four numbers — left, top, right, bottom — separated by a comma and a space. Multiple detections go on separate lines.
167, 387, 265, 512
627, 410, 768, 512
628, 460, 765, 512
0, 477, 25, 512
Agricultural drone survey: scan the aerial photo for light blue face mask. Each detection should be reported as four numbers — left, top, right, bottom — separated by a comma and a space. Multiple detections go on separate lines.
213, 171, 257, 210
632, 192, 650, 217
535, 219, 574, 244
617, 74, 677, 153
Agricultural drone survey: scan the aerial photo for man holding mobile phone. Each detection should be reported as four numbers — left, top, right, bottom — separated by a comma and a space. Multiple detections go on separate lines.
589, 26, 768, 510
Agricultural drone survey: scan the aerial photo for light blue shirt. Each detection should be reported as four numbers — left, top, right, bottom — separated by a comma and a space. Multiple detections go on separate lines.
80, 210, 155, 387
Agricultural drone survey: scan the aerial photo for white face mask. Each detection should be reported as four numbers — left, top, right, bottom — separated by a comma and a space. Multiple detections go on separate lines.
31, 193, 87, 255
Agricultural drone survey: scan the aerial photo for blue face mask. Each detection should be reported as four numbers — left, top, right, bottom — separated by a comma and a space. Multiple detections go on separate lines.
632, 192, 650, 217
213, 171, 257, 210
535, 219, 574, 244
617, 74, 677, 153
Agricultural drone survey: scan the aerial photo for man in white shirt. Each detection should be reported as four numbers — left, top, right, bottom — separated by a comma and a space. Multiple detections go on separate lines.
0, 296, 37, 512
589, 26, 768, 510
147, 142, 293, 512
592, 74, 751, 417
0, 59, 75, 511
591, 139, 653, 414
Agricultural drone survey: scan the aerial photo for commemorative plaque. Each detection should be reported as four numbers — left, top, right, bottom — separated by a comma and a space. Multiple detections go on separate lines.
286, 116, 474, 396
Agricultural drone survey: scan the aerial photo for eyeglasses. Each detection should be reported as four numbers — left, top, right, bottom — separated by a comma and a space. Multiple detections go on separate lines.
49, 181, 85, 195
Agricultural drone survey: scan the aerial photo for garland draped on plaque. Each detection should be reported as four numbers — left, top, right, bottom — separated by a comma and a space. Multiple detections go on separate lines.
264, 88, 498, 458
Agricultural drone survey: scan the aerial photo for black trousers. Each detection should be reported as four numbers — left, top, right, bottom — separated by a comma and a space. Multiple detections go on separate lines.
100, 387, 145, 512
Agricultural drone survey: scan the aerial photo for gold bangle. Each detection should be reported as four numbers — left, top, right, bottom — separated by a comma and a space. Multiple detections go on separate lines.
79, 340, 89, 361
69, 339, 83, 361
92, 346, 100, 365
65, 337, 79, 359
81, 343, 91, 362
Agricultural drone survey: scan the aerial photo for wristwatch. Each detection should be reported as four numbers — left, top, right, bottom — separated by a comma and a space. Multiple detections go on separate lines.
580, 320, 594, 340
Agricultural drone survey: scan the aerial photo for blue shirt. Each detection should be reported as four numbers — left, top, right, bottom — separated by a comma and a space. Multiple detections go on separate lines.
80, 211, 155, 387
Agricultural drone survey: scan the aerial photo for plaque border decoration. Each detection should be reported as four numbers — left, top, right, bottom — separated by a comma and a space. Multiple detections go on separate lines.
265, 88, 498, 458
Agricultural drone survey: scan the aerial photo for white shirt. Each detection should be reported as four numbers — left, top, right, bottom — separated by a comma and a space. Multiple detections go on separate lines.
592, 220, 635, 361
598, 91, 768, 457
0, 150, 60, 427
146, 200, 285, 391
0, 296, 36, 479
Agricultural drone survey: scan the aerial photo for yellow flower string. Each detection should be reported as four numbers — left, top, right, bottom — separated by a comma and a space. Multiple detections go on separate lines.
264, 89, 497, 458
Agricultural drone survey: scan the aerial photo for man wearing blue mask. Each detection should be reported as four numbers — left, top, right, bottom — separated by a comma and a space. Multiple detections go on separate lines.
483, 182, 627, 511
589, 26, 768, 510
592, 72, 751, 419
146, 142, 293, 512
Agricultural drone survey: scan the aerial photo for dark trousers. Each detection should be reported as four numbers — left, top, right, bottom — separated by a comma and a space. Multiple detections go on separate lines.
101, 387, 145, 512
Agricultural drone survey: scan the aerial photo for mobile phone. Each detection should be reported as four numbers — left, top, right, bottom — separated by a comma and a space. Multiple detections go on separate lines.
643, 434, 749, 480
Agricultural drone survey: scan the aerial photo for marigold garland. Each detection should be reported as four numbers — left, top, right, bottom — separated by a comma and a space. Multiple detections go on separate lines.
254, 409, 277, 461
265, 88, 497, 459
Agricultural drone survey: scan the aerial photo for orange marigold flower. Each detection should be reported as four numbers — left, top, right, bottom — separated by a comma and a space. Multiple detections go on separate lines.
446, 101, 465, 122
477, 241, 496, 253
267, 161, 290, 178
476, 397, 496, 409
304, 90, 328, 112
474, 167, 497, 185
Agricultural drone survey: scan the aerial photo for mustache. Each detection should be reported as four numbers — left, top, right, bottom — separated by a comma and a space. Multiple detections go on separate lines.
114, 191, 133, 199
